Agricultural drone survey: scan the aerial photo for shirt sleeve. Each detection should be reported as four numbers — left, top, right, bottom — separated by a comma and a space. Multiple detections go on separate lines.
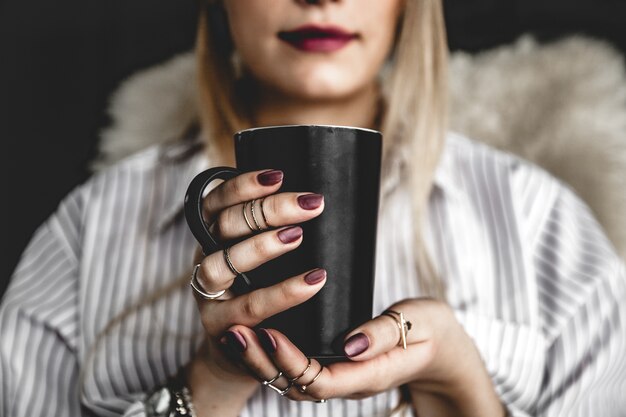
529, 182, 626, 416
1, 188, 84, 416
122, 401, 148, 417
454, 161, 626, 417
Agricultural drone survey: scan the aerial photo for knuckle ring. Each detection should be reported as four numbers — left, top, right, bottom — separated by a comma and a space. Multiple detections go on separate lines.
297, 365, 324, 393
223, 246, 242, 278
250, 199, 263, 231
262, 370, 282, 386
242, 201, 255, 232
288, 357, 312, 383
190, 264, 226, 300
381, 309, 412, 350
262, 371, 293, 396
276, 382, 293, 396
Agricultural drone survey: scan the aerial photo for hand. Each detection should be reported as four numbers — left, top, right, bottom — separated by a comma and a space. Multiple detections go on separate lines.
186, 169, 328, 416
229, 298, 505, 417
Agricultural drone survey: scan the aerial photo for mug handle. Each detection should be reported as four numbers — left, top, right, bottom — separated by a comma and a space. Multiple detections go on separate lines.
184, 166, 255, 294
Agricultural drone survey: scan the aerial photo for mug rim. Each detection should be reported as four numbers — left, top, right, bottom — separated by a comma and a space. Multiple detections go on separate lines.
234, 124, 381, 136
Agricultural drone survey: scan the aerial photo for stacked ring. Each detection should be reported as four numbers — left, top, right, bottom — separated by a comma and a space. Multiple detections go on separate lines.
250, 199, 263, 231
242, 199, 272, 232
259, 197, 271, 227
296, 365, 324, 393
262, 359, 327, 403
242, 201, 255, 232
288, 358, 312, 383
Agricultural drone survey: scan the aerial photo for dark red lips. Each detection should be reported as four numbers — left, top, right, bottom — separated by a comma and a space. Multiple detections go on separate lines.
278, 25, 358, 52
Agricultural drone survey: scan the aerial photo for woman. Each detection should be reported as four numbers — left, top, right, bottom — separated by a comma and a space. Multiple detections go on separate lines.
1, 0, 624, 416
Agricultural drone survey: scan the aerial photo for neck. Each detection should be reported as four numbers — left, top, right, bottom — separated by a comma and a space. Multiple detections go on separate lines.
250, 82, 381, 130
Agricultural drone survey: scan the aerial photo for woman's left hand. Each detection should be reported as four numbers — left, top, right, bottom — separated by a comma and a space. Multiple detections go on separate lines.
224, 298, 506, 417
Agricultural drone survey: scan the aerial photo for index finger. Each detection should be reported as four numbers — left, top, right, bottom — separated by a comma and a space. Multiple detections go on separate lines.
203, 169, 284, 222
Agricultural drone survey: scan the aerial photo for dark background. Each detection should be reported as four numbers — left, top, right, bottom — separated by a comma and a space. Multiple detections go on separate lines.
2, 0, 626, 297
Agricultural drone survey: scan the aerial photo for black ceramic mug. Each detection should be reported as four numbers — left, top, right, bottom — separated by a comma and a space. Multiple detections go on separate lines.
184, 125, 382, 362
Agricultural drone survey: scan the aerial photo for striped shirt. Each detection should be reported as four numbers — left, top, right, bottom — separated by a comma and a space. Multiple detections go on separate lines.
1, 132, 625, 417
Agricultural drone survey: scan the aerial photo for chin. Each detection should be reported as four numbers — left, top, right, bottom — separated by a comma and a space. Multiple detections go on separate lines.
276, 67, 366, 101
289, 81, 357, 101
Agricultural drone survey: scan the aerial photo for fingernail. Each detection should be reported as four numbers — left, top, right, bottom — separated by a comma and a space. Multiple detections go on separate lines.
277, 226, 303, 244
257, 328, 277, 353
344, 333, 369, 357
304, 268, 326, 285
258, 169, 283, 186
297, 193, 324, 210
224, 330, 247, 353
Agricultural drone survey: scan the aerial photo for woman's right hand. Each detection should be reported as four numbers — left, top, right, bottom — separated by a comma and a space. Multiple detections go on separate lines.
186, 169, 326, 416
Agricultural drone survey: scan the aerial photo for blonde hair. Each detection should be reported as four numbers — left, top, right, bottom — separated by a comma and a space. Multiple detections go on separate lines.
197, 0, 449, 298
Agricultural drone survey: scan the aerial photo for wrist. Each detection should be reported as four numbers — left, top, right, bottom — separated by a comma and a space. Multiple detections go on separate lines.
409, 331, 505, 417
408, 379, 505, 417
187, 343, 258, 417
444, 375, 505, 417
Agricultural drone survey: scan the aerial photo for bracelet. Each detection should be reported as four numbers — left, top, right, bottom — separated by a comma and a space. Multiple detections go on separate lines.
145, 368, 196, 417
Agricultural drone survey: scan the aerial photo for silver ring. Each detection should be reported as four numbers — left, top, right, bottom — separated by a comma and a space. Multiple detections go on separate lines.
250, 199, 263, 231
190, 264, 226, 300
223, 246, 241, 277
262, 371, 292, 395
262, 370, 283, 386
269, 381, 293, 396
315, 399, 327, 403
242, 201, 255, 232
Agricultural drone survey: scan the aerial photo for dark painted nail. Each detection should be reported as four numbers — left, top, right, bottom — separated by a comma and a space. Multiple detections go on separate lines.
224, 330, 247, 353
297, 193, 324, 210
277, 226, 303, 244
258, 170, 284, 186
304, 268, 326, 285
257, 328, 277, 353
344, 333, 369, 357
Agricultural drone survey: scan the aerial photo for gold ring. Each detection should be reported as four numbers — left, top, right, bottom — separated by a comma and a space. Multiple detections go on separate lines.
250, 199, 263, 231
297, 365, 324, 393
242, 201, 255, 232
381, 309, 412, 350
223, 246, 241, 277
288, 358, 312, 383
